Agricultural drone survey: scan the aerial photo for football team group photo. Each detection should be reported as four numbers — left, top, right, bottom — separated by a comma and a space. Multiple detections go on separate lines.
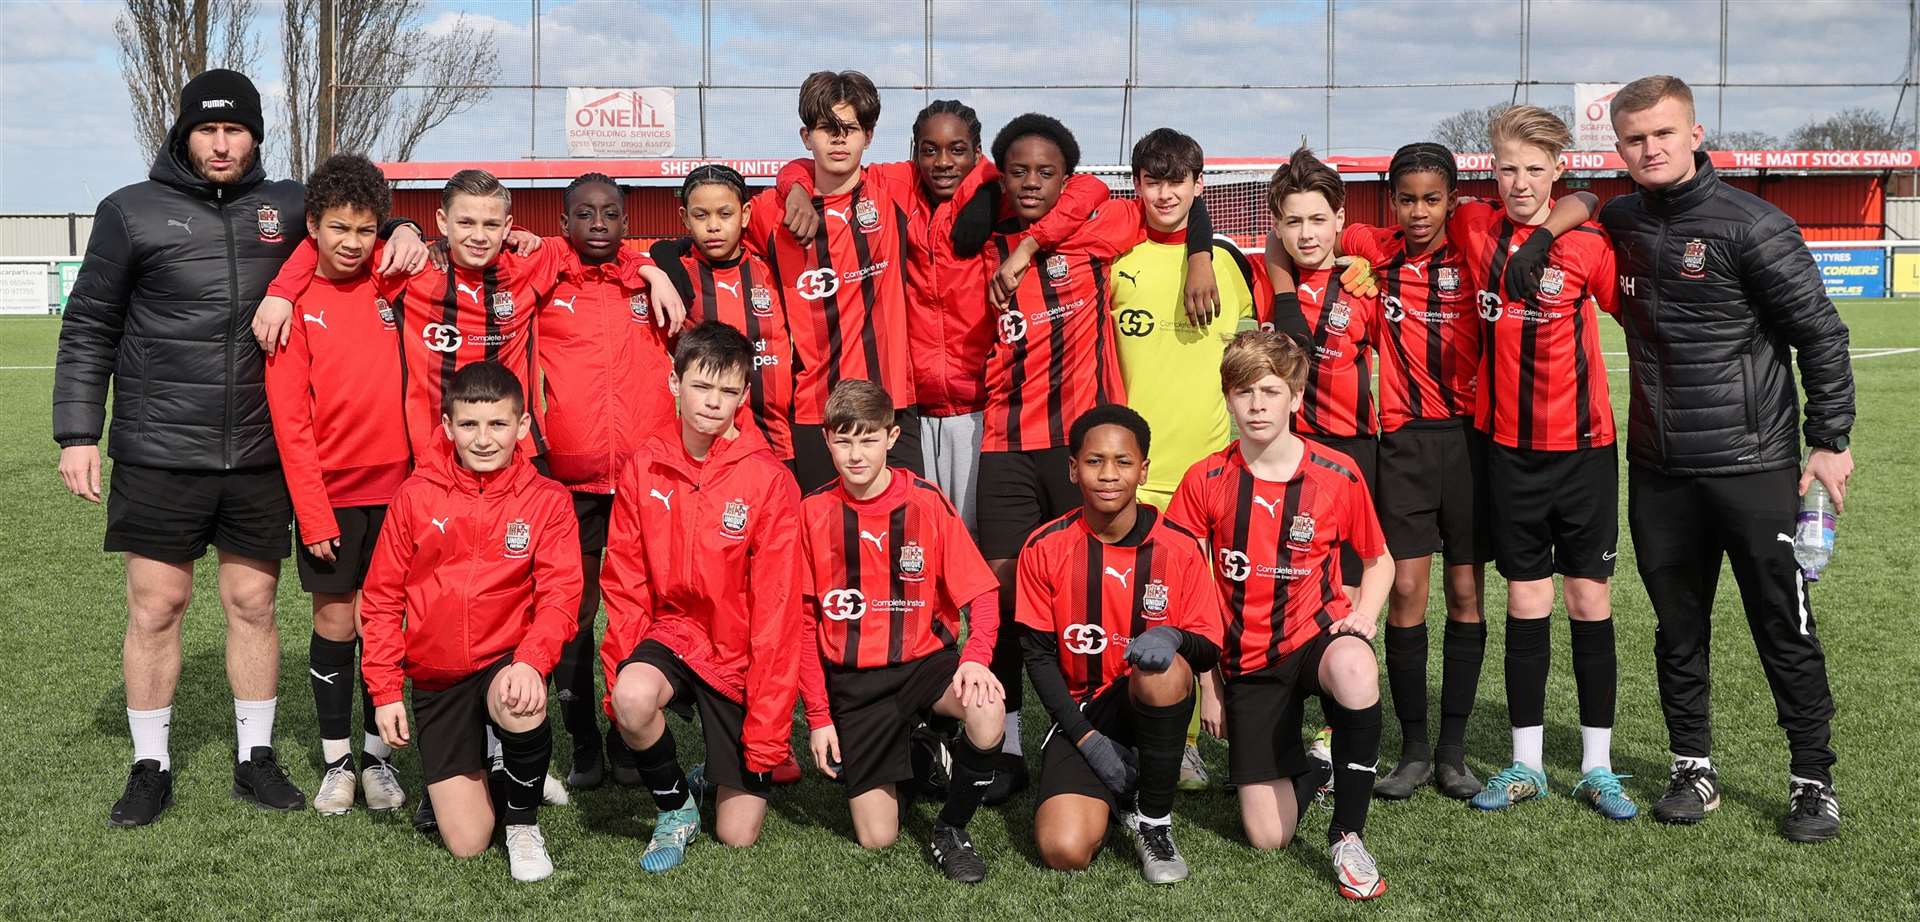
8, 1, 1912, 917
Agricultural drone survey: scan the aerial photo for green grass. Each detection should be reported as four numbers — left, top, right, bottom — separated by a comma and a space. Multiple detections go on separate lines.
3, 303, 1917, 920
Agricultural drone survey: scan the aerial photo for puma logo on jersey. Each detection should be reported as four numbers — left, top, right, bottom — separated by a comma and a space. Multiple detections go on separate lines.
1776, 532, 1795, 544
1252, 495, 1282, 517
456, 282, 483, 303
167, 217, 194, 234
859, 530, 887, 553
552, 296, 577, 313
1104, 566, 1133, 588
1117, 270, 1140, 284
824, 207, 851, 224
649, 488, 674, 510
302, 312, 327, 329
716, 280, 740, 297
308, 668, 339, 685
1405, 261, 1427, 278
1298, 283, 1322, 302
430, 517, 449, 534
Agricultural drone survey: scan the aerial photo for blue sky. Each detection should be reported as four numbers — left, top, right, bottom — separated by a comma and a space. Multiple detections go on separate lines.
3, 0, 1915, 212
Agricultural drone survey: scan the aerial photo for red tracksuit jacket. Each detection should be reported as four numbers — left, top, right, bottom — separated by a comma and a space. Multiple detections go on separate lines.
538, 247, 675, 492
597, 422, 806, 772
775, 158, 1110, 417
263, 271, 410, 545
359, 446, 583, 706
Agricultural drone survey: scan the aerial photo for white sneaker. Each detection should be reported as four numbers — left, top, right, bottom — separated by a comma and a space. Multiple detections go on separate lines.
360, 755, 406, 811
542, 772, 570, 806
1123, 813, 1189, 884
1330, 831, 1385, 900
1178, 744, 1209, 791
505, 824, 554, 882
313, 756, 356, 815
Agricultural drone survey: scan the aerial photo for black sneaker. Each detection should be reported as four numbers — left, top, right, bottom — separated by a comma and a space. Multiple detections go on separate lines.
567, 741, 606, 790
980, 753, 1029, 806
1433, 758, 1481, 800
233, 746, 306, 810
412, 791, 439, 835
1652, 763, 1720, 825
108, 760, 174, 828
1374, 759, 1432, 800
1782, 780, 1840, 843
929, 822, 988, 884
606, 727, 642, 787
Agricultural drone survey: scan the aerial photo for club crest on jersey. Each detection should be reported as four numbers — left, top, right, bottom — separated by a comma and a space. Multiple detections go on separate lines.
854, 197, 880, 232
629, 292, 650, 320
1477, 289, 1504, 321
1324, 300, 1352, 335
1381, 295, 1405, 323
1045, 254, 1069, 281
1286, 513, 1316, 550
1141, 580, 1170, 619
491, 290, 515, 320
503, 519, 531, 558
1538, 267, 1566, 299
375, 297, 396, 328
1438, 266, 1460, 292
256, 204, 283, 243
1682, 238, 1708, 278
721, 499, 750, 538
899, 541, 925, 581
750, 286, 774, 317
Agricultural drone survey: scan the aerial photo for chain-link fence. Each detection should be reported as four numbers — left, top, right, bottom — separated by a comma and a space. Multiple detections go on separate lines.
335, 0, 1920, 169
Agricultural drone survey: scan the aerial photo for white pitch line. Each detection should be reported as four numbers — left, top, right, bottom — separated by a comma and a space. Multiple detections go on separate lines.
0, 365, 53, 370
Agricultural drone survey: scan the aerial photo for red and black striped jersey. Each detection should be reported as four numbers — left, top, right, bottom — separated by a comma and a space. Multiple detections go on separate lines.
1447, 199, 1618, 451
979, 201, 1143, 453
1340, 224, 1479, 431
267, 239, 575, 461
801, 469, 999, 670
1166, 439, 1386, 677
1292, 263, 1378, 439
678, 250, 796, 461
746, 173, 914, 424
1014, 506, 1225, 703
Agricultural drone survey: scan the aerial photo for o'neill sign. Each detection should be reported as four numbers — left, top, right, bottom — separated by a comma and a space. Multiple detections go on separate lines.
565, 87, 675, 157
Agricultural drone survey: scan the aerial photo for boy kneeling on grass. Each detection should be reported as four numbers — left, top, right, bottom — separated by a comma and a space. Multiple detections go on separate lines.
358, 361, 583, 882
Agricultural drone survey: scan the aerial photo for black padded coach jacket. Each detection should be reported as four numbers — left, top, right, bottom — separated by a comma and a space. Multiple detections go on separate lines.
53, 117, 304, 471
1598, 152, 1854, 477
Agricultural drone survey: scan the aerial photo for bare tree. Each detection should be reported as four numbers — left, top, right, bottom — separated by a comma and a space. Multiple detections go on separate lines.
280, 0, 501, 178
1429, 104, 1576, 153
1785, 108, 1916, 150
1706, 129, 1782, 151
115, 0, 260, 160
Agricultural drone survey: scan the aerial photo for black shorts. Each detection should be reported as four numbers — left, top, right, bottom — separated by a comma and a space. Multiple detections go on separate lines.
1377, 420, 1490, 565
620, 639, 771, 796
1315, 436, 1378, 587
572, 492, 614, 556
791, 408, 925, 493
1487, 443, 1618, 581
1035, 677, 1137, 814
1223, 630, 1373, 785
412, 654, 516, 785
294, 505, 387, 595
825, 649, 959, 797
977, 446, 1080, 560
104, 462, 291, 563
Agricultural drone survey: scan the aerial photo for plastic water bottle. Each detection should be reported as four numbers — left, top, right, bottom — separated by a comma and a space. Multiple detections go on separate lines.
1794, 480, 1837, 581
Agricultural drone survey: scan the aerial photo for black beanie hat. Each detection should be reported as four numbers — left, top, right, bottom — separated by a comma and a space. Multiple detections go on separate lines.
177, 69, 264, 140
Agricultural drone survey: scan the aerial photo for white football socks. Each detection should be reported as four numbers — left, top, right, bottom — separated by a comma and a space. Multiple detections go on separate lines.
235, 697, 277, 761
128, 706, 172, 771
1579, 726, 1613, 774
1511, 725, 1544, 773
364, 731, 393, 760
322, 737, 352, 763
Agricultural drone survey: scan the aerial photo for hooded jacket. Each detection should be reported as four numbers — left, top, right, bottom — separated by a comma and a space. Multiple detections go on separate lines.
537, 246, 675, 492
597, 422, 805, 772
359, 445, 583, 706
1598, 152, 1855, 475
54, 115, 305, 470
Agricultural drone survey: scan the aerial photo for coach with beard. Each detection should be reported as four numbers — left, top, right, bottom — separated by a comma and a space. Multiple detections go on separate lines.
53, 69, 426, 827
1592, 74, 1854, 844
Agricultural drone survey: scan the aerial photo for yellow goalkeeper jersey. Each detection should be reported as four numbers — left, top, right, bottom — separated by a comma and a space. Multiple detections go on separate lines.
1111, 228, 1266, 501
